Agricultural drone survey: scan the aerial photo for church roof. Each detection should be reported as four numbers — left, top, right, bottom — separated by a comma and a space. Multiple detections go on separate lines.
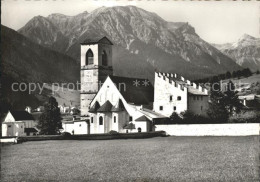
10, 111, 34, 121
110, 76, 154, 105
135, 115, 151, 122
89, 101, 101, 113
111, 99, 126, 112
97, 100, 113, 112
81, 36, 113, 45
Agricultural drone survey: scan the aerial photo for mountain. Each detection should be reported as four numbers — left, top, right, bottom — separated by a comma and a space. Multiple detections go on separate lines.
212, 34, 260, 72
18, 6, 241, 81
1, 25, 79, 110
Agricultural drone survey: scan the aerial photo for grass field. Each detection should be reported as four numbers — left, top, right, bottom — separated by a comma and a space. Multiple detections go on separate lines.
1, 136, 259, 182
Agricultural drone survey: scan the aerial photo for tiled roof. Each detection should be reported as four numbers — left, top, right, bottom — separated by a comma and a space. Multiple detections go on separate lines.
81, 36, 113, 45
135, 115, 151, 122
123, 123, 136, 130
110, 76, 154, 105
10, 111, 34, 121
111, 99, 126, 112
97, 100, 113, 112
89, 101, 101, 113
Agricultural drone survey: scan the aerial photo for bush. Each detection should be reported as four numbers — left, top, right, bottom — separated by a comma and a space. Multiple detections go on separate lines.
61, 132, 72, 138
228, 110, 260, 123
108, 130, 119, 135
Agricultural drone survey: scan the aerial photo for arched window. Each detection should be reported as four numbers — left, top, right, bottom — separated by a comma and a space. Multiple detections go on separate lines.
99, 116, 103, 125
102, 50, 108, 66
86, 49, 94, 65
114, 116, 116, 123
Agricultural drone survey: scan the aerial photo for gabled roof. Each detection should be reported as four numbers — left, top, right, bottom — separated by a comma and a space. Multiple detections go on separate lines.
97, 100, 113, 112
135, 115, 151, 122
81, 36, 113, 45
110, 76, 154, 105
89, 101, 101, 113
123, 123, 136, 130
111, 99, 126, 112
10, 111, 34, 121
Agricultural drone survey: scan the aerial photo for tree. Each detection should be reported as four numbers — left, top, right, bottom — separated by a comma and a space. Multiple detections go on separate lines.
225, 71, 231, 79
169, 112, 182, 123
37, 97, 62, 135
222, 81, 243, 115
207, 81, 229, 123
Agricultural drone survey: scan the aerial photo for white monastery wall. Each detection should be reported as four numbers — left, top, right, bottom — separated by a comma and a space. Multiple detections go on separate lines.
155, 124, 260, 136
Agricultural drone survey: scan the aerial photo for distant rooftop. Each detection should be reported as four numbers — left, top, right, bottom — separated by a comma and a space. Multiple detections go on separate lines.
81, 36, 113, 45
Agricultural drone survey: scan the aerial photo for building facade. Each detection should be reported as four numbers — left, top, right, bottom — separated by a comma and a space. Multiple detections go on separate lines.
62, 36, 210, 135
2, 111, 38, 137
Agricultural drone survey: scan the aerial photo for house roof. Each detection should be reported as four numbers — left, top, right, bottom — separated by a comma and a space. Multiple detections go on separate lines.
111, 99, 126, 112
24, 128, 38, 133
89, 101, 101, 113
81, 36, 113, 45
123, 123, 136, 130
10, 111, 34, 121
110, 76, 154, 105
135, 115, 151, 122
97, 100, 113, 112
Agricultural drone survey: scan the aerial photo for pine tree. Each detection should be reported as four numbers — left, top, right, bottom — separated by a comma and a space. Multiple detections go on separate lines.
222, 81, 243, 115
207, 81, 229, 123
37, 97, 62, 135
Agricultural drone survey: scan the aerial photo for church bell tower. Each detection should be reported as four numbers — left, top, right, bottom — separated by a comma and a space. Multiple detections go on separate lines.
80, 36, 113, 117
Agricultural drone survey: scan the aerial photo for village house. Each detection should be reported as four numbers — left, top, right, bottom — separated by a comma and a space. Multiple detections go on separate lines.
62, 36, 209, 134
2, 111, 38, 136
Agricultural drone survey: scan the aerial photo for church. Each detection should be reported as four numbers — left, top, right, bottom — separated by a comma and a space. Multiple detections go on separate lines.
62, 36, 209, 134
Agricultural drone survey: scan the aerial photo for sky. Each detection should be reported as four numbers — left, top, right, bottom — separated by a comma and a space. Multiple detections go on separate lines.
1, 0, 259, 44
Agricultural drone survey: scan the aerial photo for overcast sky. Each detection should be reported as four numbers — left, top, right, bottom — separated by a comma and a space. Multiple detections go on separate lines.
1, 0, 259, 44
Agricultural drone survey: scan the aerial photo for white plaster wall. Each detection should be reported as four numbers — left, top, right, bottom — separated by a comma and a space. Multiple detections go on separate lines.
2, 123, 25, 136
154, 73, 188, 117
2, 124, 8, 136
135, 121, 148, 132
73, 121, 88, 134
155, 124, 260, 136
62, 123, 74, 134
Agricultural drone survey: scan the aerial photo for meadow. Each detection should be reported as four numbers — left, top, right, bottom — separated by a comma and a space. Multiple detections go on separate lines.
1, 136, 259, 182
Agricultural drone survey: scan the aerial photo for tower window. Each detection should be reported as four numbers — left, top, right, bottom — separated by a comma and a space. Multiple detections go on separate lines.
86, 49, 94, 65
102, 50, 108, 66
170, 96, 173, 101
177, 96, 181, 101
159, 106, 163, 111
114, 116, 116, 123
91, 117, 93, 123
129, 116, 133, 121
99, 116, 103, 125
174, 106, 176, 111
